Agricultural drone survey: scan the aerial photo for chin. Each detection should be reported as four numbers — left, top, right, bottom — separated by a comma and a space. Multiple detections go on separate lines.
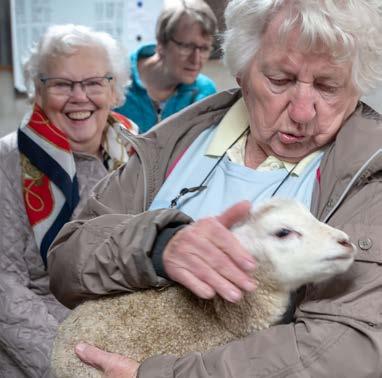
181, 73, 198, 84
271, 148, 310, 162
68, 128, 97, 142
272, 141, 317, 161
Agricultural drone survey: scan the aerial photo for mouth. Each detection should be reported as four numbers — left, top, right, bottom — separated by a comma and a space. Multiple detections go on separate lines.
184, 68, 199, 73
278, 131, 306, 144
65, 111, 93, 121
324, 254, 354, 261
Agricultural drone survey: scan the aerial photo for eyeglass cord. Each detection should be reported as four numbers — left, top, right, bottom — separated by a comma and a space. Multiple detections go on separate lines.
169, 127, 298, 208
270, 160, 297, 196
169, 126, 250, 208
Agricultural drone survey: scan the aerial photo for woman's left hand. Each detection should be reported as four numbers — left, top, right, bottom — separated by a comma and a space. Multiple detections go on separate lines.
75, 343, 140, 378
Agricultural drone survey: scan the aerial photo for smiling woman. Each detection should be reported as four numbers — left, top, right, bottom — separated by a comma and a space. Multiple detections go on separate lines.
36, 45, 118, 155
0, 24, 138, 377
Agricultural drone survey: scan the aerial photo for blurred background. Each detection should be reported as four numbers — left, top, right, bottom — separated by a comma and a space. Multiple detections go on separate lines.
0, 0, 380, 138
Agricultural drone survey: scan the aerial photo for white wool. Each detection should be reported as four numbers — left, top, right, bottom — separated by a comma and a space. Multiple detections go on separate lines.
51, 198, 355, 378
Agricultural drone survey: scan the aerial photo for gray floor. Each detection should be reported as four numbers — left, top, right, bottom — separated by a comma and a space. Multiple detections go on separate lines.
0, 60, 380, 138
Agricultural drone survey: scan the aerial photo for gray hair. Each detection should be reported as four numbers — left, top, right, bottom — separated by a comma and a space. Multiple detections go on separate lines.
223, 0, 382, 94
156, 0, 217, 44
23, 24, 129, 106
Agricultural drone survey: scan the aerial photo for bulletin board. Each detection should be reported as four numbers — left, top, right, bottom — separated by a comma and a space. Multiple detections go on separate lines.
10, 0, 164, 92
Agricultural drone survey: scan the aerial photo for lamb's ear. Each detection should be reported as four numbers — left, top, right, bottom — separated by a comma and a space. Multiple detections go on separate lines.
251, 202, 277, 220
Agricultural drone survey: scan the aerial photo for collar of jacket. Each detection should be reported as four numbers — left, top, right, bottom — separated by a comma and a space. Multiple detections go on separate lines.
121, 89, 382, 219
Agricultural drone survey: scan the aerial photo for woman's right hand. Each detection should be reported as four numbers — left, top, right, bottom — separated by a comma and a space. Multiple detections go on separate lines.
162, 201, 257, 303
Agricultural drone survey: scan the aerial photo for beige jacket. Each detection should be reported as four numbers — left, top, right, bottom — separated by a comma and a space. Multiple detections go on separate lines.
48, 89, 382, 377
0, 132, 110, 378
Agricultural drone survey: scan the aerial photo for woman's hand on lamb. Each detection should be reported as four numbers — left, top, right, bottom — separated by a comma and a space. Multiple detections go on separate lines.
75, 343, 140, 378
163, 200, 257, 303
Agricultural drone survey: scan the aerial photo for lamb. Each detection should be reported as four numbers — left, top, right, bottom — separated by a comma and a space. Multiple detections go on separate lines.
51, 198, 356, 378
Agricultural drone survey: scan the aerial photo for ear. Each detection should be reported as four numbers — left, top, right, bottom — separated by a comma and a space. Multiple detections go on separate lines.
251, 202, 276, 220
237, 73, 250, 98
109, 87, 118, 110
156, 42, 165, 59
35, 83, 43, 107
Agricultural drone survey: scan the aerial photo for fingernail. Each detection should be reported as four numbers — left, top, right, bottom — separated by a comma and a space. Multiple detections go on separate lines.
243, 258, 256, 271
244, 279, 257, 291
227, 289, 242, 303
75, 343, 87, 353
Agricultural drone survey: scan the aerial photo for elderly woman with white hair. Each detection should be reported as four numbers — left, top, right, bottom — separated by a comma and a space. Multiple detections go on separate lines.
0, 24, 137, 377
48, 0, 382, 377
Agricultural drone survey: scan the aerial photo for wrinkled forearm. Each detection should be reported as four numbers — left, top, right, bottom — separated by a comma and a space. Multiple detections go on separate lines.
0, 273, 69, 378
48, 206, 192, 309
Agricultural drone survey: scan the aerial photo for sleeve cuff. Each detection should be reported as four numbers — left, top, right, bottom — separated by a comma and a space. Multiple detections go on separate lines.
151, 223, 188, 280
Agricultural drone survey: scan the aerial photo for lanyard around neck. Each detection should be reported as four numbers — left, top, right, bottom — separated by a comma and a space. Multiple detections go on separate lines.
169, 127, 297, 208
169, 126, 250, 208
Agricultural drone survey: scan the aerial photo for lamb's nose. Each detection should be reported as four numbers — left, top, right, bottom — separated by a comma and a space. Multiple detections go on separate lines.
337, 237, 352, 250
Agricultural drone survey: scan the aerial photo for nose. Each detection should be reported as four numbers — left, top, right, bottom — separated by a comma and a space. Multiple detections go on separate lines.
337, 237, 352, 249
336, 233, 355, 253
70, 82, 88, 101
188, 48, 202, 65
288, 81, 317, 124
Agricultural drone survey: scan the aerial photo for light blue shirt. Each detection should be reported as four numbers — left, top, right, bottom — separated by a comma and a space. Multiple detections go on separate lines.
149, 126, 323, 219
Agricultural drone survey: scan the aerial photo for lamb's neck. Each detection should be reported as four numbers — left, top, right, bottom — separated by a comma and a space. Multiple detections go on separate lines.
212, 264, 291, 337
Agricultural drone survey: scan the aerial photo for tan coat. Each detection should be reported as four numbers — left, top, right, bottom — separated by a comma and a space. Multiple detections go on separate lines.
48, 89, 382, 377
0, 132, 109, 378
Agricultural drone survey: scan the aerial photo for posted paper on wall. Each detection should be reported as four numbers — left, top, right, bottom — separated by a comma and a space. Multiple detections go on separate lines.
10, 0, 163, 91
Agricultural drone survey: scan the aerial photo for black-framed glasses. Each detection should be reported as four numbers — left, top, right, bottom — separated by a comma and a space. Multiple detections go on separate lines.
39, 75, 113, 96
170, 38, 212, 59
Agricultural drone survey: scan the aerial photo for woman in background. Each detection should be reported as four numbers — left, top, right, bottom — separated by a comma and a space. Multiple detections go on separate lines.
116, 0, 218, 133
0, 24, 137, 377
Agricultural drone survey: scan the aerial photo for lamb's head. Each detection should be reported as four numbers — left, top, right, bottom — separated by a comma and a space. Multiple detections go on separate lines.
232, 198, 356, 290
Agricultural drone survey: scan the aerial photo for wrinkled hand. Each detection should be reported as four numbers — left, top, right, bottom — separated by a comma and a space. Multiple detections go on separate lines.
75, 343, 140, 378
163, 201, 257, 302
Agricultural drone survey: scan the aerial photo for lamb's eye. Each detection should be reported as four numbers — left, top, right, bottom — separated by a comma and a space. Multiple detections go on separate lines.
274, 228, 292, 238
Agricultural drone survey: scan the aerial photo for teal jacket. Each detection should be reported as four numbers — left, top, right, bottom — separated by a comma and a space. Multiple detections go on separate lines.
115, 44, 217, 133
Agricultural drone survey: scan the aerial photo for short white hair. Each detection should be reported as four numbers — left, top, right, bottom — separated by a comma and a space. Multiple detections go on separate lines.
156, 0, 217, 44
23, 24, 129, 106
223, 0, 382, 95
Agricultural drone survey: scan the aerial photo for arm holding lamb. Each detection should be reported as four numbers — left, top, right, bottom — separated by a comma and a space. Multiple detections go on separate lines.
48, 161, 255, 308
48, 161, 194, 308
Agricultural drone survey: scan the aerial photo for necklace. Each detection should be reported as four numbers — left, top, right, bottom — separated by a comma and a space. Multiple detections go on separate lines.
169, 127, 297, 208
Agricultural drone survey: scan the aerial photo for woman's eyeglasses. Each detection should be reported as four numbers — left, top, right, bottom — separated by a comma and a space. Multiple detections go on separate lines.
170, 38, 212, 59
39, 75, 113, 97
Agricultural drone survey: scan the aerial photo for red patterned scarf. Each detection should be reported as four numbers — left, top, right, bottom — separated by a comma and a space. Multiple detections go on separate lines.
18, 104, 138, 266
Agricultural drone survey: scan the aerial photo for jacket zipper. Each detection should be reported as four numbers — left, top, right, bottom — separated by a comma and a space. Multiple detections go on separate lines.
323, 148, 382, 223
117, 125, 150, 210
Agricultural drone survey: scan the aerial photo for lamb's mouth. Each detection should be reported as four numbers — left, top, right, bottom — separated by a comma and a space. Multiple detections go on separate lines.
324, 254, 353, 261
66, 111, 93, 121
